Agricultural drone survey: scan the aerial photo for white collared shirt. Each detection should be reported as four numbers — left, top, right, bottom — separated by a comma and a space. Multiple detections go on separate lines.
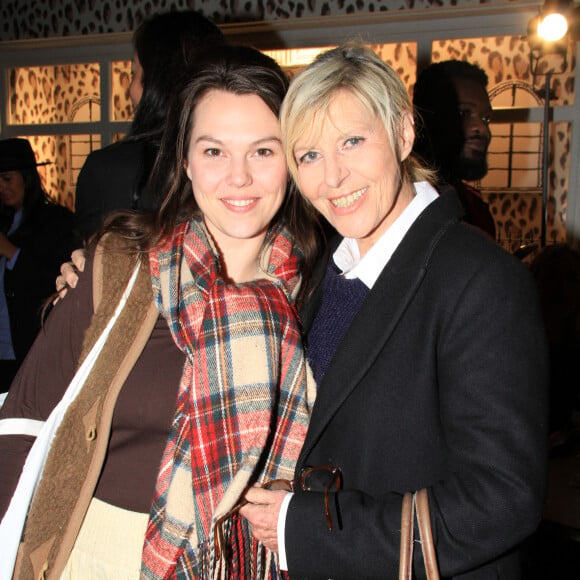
333, 181, 439, 288
277, 181, 439, 571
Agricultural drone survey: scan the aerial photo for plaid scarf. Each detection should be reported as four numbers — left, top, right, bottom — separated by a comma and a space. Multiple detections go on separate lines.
141, 216, 313, 579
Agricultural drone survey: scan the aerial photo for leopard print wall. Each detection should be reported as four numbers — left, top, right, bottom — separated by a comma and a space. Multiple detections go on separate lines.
0, 0, 527, 40
112, 60, 134, 121
8, 62, 103, 209
7, 35, 575, 244
7, 59, 134, 208
9, 63, 101, 124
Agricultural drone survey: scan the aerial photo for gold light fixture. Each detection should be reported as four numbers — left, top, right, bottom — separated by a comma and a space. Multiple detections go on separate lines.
537, 11, 569, 41
526, 0, 573, 247
536, 0, 571, 41
528, 0, 571, 84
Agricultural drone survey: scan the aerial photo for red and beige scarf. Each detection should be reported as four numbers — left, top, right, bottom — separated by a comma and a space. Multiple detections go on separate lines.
141, 216, 314, 578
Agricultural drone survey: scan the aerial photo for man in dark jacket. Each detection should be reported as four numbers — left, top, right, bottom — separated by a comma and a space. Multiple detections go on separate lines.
413, 59, 497, 240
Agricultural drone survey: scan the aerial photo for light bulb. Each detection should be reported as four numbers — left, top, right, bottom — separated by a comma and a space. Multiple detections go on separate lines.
538, 12, 569, 41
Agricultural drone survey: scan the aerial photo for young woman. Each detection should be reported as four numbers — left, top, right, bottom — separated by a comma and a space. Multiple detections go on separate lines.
0, 46, 319, 579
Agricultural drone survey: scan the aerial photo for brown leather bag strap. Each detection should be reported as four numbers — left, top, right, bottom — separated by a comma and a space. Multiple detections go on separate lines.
399, 492, 415, 580
398, 489, 440, 580
415, 489, 440, 579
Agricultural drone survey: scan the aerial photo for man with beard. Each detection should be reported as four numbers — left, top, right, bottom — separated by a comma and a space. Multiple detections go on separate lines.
413, 60, 496, 240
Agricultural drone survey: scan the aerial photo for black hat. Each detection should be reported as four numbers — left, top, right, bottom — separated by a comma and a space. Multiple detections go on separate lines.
0, 138, 50, 172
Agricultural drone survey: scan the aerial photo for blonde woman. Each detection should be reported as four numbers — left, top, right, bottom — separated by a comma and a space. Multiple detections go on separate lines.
242, 44, 548, 580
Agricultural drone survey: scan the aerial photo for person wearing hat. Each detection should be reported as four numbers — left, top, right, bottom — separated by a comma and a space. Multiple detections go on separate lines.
0, 138, 76, 392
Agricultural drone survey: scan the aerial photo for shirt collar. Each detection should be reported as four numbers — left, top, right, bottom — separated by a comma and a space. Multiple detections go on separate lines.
333, 181, 439, 288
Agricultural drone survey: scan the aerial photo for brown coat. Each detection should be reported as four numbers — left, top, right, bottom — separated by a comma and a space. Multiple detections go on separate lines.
14, 239, 158, 579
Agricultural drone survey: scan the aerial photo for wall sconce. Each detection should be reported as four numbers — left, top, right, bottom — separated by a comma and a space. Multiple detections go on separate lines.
528, 0, 571, 83
538, 0, 570, 40
527, 0, 572, 247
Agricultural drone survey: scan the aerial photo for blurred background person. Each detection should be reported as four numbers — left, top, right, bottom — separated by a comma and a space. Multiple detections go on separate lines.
530, 243, 580, 449
0, 138, 75, 393
524, 243, 580, 579
74, 10, 225, 241
413, 59, 496, 240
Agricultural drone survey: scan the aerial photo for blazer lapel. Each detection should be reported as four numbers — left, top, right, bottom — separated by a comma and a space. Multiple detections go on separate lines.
298, 190, 462, 464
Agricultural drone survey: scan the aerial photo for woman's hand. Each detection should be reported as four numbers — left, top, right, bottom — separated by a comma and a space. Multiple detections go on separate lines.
239, 486, 288, 553
55, 248, 87, 299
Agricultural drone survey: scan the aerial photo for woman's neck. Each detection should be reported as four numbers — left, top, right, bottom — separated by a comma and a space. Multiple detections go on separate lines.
216, 234, 266, 283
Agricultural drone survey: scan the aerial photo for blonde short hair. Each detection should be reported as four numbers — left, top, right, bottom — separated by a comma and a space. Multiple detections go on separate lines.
280, 43, 433, 185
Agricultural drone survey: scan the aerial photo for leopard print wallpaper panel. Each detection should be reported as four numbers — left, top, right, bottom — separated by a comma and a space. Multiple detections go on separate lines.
0, 0, 536, 40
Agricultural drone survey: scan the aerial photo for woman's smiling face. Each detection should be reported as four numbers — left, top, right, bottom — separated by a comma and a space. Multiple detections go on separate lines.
293, 89, 416, 257
184, 89, 287, 254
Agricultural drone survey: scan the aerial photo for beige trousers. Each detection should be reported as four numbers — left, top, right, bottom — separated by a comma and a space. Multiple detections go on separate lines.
60, 497, 149, 579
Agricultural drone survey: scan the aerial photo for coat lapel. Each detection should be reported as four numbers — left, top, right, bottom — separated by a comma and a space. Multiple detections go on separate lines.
298, 190, 462, 465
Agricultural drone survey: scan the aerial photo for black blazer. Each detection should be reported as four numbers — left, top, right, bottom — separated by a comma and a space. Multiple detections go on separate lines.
4, 200, 75, 364
74, 139, 157, 241
288, 191, 549, 579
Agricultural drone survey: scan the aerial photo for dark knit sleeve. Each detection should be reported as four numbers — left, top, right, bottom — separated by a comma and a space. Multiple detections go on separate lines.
0, 253, 94, 518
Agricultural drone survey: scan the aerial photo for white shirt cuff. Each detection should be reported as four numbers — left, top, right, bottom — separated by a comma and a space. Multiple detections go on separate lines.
277, 491, 294, 571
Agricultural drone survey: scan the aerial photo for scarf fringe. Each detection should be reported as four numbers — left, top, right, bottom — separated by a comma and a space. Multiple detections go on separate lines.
172, 514, 281, 579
